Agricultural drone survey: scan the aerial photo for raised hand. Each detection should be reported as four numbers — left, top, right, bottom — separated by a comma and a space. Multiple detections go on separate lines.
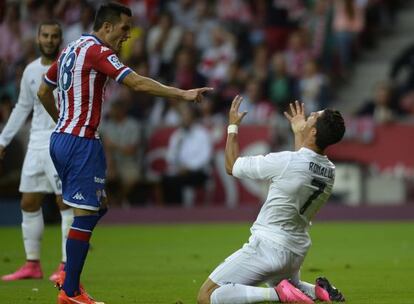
229, 95, 247, 125
182, 87, 214, 103
284, 100, 306, 134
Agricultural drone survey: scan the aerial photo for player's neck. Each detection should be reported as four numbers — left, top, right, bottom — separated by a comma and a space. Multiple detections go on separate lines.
91, 31, 109, 48
41, 56, 55, 66
303, 143, 324, 155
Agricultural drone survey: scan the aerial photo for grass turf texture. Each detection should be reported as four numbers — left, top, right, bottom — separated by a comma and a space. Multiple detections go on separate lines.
0, 222, 413, 303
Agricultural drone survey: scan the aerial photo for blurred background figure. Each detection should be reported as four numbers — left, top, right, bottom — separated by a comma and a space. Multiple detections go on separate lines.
356, 81, 399, 123
101, 101, 142, 207
161, 104, 212, 206
333, 0, 366, 78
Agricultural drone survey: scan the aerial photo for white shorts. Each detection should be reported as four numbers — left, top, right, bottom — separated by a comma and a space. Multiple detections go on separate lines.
209, 235, 305, 287
19, 148, 62, 195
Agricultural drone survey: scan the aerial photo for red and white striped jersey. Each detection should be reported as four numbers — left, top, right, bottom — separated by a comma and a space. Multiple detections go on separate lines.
44, 34, 132, 138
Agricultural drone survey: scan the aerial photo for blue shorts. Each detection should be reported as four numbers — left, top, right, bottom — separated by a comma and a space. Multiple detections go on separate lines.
50, 132, 106, 211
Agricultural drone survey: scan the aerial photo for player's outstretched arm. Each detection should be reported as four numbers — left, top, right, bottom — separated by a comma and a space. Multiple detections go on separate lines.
122, 71, 213, 102
284, 100, 306, 151
225, 95, 247, 175
37, 82, 59, 123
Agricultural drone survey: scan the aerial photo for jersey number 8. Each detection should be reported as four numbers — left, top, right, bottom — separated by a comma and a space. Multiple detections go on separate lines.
59, 51, 77, 91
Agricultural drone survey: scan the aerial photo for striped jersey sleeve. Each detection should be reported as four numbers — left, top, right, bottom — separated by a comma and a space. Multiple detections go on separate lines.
88, 45, 132, 83
44, 61, 58, 86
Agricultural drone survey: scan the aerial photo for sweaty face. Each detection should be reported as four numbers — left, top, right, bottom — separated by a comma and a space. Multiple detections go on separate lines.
38, 25, 61, 60
106, 14, 131, 53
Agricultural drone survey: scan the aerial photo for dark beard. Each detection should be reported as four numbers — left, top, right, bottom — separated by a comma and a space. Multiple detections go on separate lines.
39, 44, 60, 61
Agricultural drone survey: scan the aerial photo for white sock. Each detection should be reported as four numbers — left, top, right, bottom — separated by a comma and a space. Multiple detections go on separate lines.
60, 208, 74, 263
296, 280, 316, 299
211, 283, 279, 304
21, 209, 44, 261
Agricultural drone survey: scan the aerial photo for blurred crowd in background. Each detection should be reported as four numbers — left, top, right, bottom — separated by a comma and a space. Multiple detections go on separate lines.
0, 0, 413, 207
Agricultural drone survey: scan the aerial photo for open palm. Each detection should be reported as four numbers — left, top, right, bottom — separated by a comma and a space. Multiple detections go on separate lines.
284, 101, 306, 134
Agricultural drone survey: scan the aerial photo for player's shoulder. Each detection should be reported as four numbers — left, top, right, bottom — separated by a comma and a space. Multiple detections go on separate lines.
24, 57, 43, 72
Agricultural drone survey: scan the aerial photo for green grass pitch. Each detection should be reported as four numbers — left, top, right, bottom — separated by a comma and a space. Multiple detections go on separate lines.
1, 222, 413, 303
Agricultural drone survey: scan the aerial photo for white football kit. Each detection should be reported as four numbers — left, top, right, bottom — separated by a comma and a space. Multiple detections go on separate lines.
0, 58, 61, 194
210, 147, 335, 286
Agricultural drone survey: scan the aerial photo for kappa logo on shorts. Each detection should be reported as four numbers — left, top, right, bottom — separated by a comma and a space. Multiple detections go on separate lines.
107, 54, 124, 70
72, 192, 85, 201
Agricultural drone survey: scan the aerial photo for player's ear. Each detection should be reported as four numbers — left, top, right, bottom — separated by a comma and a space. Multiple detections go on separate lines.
102, 21, 113, 33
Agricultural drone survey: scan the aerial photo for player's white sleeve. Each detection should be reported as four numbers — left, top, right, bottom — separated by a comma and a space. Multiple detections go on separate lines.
0, 69, 33, 147
232, 151, 292, 180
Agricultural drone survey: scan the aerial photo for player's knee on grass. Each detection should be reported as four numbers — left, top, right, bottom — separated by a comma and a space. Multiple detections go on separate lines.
21, 193, 43, 212
197, 288, 211, 304
197, 279, 219, 304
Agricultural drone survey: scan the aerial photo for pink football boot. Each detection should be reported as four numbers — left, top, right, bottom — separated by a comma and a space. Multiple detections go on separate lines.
275, 279, 315, 303
2, 261, 43, 281
49, 262, 65, 282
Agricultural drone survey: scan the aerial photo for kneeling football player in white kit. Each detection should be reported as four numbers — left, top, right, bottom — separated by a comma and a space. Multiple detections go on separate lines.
198, 98, 346, 304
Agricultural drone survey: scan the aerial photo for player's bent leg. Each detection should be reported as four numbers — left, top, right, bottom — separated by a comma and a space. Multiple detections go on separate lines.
209, 282, 281, 304
198, 278, 220, 304
2, 193, 44, 281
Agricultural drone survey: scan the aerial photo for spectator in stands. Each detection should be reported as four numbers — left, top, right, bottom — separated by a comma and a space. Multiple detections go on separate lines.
198, 25, 236, 87
284, 30, 312, 78
0, 2, 30, 64
333, 0, 366, 77
101, 101, 142, 206
303, 0, 334, 71
146, 11, 183, 79
268, 52, 298, 114
390, 42, 414, 94
245, 44, 269, 83
356, 81, 399, 123
148, 97, 182, 129
239, 79, 275, 124
63, 2, 94, 45
53, 0, 83, 26
161, 104, 212, 205
219, 62, 246, 108
299, 59, 330, 113
193, 0, 218, 51
167, 0, 197, 30
172, 48, 206, 90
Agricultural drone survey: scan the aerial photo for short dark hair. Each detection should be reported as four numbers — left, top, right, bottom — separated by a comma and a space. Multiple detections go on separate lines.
38, 20, 62, 38
93, 2, 132, 31
315, 109, 345, 150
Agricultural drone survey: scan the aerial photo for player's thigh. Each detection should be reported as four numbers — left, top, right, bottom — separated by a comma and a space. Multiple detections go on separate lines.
21, 192, 45, 211
50, 133, 106, 211
264, 244, 305, 287
42, 150, 62, 196
19, 149, 53, 194
209, 236, 279, 286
